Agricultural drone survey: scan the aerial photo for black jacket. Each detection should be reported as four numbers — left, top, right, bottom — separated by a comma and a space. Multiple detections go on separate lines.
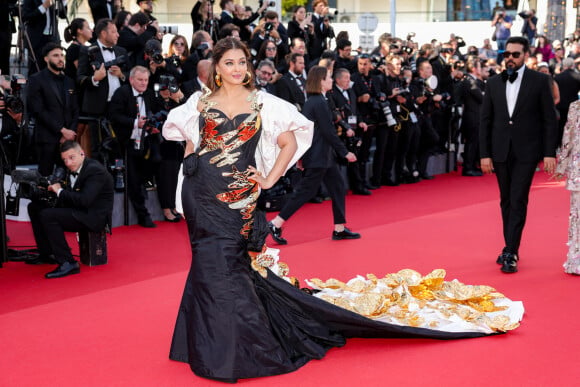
27, 68, 79, 145
301, 94, 348, 168
59, 158, 114, 231
275, 72, 306, 111
480, 68, 558, 162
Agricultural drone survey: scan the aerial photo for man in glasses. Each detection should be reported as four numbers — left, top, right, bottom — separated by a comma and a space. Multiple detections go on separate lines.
480, 36, 559, 274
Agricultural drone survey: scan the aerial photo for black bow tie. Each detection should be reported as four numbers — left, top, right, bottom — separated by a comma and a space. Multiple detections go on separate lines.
501, 70, 518, 83
102, 46, 114, 52
70, 172, 78, 177
136, 93, 143, 98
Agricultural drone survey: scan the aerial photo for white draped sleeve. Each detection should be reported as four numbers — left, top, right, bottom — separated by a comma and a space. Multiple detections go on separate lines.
162, 91, 203, 144
255, 91, 313, 177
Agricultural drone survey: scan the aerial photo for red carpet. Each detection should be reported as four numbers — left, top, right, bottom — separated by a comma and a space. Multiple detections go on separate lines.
1, 170, 578, 386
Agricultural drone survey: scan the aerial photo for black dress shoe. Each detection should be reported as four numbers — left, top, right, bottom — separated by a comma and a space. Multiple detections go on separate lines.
382, 179, 400, 186
170, 209, 183, 220
25, 254, 57, 265
352, 188, 372, 195
308, 196, 324, 204
420, 174, 435, 180
332, 227, 361, 240
462, 169, 483, 177
138, 216, 157, 228
500, 253, 518, 273
366, 183, 380, 190
45, 261, 80, 279
267, 221, 287, 245
164, 215, 181, 223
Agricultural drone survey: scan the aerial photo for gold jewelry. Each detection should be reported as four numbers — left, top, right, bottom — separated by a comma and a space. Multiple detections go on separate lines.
242, 71, 252, 86
214, 73, 222, 87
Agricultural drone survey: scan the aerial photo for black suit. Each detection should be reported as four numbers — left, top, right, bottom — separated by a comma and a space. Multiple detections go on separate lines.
108, 84, 159, 221
309, 13, 330, 60
458, 74, 484, 172
279, 94, 349, 225
275, 72, 306, 111
0, 0, 16, 75
329, 85, 365, 192
117, 26, 157, 69
480, 67, 558, 255
22, 0, 66, 74
77, 43, 128, 159
88, 0, 117, 24
555, 69, 580, 143
27, 68, 79, 176
28, 158, 114, 264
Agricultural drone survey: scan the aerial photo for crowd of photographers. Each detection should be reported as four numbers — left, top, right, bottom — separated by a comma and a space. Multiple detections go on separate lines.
2, 0, 580, 227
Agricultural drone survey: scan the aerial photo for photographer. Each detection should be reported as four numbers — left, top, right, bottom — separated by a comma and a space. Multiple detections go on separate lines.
0, 77, 23, 174
182, 30, 213, 82
22, 0, 68, 74
27, 43, 79, 177
108, 65, 160, 228
329, 68, 369, 195
352, 54, 382, 189
334, 38, 356, 73
154, 74, 184, 222
250, 11, 288, 61
117, 12, 159, 69
491, 8, 512, 60
26, 140, 113, 278
0, 0, 17, 75
310, 0, 332, 61
519, 9, 537, 46
77, 18, 129, 161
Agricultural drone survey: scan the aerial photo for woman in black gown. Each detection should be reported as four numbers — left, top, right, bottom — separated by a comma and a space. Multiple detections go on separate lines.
163, 38, 524, 383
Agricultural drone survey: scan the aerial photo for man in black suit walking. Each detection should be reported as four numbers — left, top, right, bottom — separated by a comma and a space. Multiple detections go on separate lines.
27, 42, 78, 176
22, 0, 67, 74
480, 36, 559, 273
88, 0, 119, 25
27, 140, 114, 278
108, 65, 159, 228
77, 18, 128, 161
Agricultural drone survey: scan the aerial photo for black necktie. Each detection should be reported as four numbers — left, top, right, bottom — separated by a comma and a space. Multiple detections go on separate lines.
103, 46, 114, 52
501, 70, 518, 83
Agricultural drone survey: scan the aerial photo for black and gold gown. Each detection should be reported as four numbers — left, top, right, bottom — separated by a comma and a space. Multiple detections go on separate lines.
167, 91, 523, 383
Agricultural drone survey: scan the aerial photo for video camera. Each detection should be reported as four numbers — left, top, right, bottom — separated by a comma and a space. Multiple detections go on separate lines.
1, 74, 26, 114
88, 46, 127, 70
11, 167, 66, 207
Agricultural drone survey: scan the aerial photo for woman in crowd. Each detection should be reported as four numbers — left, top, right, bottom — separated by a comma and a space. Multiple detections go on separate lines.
287, 5, 313, 46
165, 34, 190, 82
536, 35, 555, 63
113, 10, 131, 33
253, 38, 280, 68
63, 18, 93, 79
268, 65, 359, 244
190, 0, 211, 32
162, 38, 523, 383
555, 100, 580, 275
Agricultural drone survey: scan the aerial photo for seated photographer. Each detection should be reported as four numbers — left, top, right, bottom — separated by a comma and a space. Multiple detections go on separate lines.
108, 65, 160, 228
27, 42, 79, 177
27, 140, 114, 278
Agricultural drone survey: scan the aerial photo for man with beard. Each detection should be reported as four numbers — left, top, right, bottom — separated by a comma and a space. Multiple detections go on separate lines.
480, 36, 558, 273
27, 42, 79, 176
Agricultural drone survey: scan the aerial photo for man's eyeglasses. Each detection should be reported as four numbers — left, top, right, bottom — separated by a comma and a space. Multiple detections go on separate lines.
503, 51, 523, 59
261, 70, 274, 76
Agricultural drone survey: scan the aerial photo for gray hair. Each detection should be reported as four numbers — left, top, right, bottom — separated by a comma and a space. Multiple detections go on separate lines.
257, 59, 275, 71
563, 57, 575, 70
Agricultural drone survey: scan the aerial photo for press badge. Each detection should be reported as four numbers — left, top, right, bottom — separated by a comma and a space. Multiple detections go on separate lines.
348, 115, 357, 125
410, 112, 418, 123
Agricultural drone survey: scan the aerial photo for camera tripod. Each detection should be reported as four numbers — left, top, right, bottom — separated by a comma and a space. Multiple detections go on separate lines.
205, 0, 219, 44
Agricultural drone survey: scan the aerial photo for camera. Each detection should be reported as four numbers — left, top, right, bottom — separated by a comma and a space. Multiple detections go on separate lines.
370, 54, 385, 68
144, 110, 169, 134
1, 74, 26, 114
264, 22, 274, 33
519, 10, 532, 19
144, 40, 164, 64
155, 74, 179, 94
406, 32, 416, 41
401, 45, 413, 55
11, 167, 66, 207
380, 101, 398, 127
88, 45, 127, 70
455, 36, 466, 48
258, 0, 275, 7
168, 54, 181, 68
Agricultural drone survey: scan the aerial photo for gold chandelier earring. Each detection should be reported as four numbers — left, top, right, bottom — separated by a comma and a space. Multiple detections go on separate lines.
215, 73, 222, 87
242, 71, 252, 86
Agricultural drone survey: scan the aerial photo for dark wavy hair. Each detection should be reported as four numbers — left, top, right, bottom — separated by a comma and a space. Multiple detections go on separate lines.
64, 18, 87, 43
208, 37, 255, 92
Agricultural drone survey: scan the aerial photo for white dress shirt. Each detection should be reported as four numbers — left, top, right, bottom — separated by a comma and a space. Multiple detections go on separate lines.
505, 65, 526, 117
